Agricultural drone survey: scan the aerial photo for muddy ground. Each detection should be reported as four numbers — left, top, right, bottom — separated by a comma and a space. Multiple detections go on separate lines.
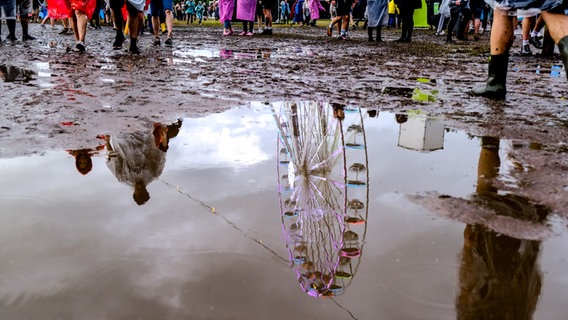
1, 22, 568, 217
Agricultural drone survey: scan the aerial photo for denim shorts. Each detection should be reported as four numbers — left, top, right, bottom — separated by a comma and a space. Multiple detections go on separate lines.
150, 0, 173, 16
0, 0, 17, 19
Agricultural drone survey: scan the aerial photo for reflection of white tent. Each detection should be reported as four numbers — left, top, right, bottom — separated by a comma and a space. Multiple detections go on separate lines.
397, 115, 444, 152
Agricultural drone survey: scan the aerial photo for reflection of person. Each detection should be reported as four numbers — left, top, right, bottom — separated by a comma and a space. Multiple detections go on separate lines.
456, 136, 549, 319
471, 1, 568, 99
105, 120, 182, 205
67, 144, 105, 175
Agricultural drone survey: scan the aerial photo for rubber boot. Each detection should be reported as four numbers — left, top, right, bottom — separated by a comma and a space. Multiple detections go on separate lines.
367, 27, 374, 41
376, 25, 382, 42
405, 28, 412, 42
471, 54, 508, 99
6, 19, 17, 41
21, 18, 35, 40
558, 35, 568, 81
394, 27, 407, 42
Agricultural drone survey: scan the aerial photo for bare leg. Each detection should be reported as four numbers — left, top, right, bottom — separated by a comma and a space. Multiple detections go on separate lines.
490, 9, 515, 55
540, 11, 568, 42
128, 11, 143, 53
165, 9, 173, 38
541, 11, 568, 81
152, 15, 160, 39
74, 11, 88, 42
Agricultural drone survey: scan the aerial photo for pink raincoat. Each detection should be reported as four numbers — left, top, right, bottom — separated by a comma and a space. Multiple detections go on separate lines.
219, 0, 256, 22
309, 0, 324, 20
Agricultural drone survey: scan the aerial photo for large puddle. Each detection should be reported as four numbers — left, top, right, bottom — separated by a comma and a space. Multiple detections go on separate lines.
1, 103, 567, 319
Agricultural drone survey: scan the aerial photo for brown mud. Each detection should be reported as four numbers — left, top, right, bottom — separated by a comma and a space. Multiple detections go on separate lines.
1, 23, 567, 217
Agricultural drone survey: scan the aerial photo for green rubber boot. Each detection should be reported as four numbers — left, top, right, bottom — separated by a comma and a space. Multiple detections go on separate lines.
471, 54, 508, 99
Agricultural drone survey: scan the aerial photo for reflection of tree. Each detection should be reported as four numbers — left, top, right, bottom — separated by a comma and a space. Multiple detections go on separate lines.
105, 120, 182, 205
275, 102, 369, 298
457, 137, 549, 320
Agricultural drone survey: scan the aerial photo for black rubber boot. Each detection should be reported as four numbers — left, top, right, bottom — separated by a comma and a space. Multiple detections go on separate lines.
376, 25, 382, 42
21, 18, 35, 40
6, 19, 16, 41
558, 35, 568, 81
405, 27, 412, 42
471, 54, 508, 99
367, 27, 374, 41
394, 28, 407, 42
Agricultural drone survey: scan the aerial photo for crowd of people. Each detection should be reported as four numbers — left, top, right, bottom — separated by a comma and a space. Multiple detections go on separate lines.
0, 0, 566, 98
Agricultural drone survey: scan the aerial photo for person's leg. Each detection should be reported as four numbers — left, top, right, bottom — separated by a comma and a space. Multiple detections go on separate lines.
6, 19, 16, 40
471, 9, 514, 98
72, 10, 88, 50
405, 9, 414, 41
152, 15, 161, 40
21, 16, 35, 40
263, 8, 272, 33
446, 10, 458, 42
327, 15, 341, 36
165, 9, 173, 38
341, 14, 349, 36
540, 11, 568, 80
522, 16, 533, 55
529, 14, 544, 48
395, 7, 408, 41
127, 8, 143, 53
110, 0, 125, 48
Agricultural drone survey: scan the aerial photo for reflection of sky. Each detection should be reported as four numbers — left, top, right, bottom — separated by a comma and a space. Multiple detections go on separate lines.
167, 107, 275, 169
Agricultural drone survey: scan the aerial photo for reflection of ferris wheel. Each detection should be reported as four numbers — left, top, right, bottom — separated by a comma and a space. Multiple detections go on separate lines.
274, 102, 369, 298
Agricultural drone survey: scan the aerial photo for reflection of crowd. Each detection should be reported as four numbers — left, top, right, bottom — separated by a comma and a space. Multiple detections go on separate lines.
67, 120, 182, 205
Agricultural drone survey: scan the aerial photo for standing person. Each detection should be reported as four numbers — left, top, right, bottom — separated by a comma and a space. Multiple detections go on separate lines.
387, 0, 398, 28
185, 0, 195, 22
280, 0, 289, 24
326, 0, 355, 39
291, 0, 303, 24
301, 0, 308, 24
259, 0, 274, 34
17, 0, 37, 40
195, 0, 205, 23
109, 0, 145, 53
445, 0, 470, 43
308, 0, 324, 26
0, 0, 18, 41
0, 0, 36, 40
470, 1, 568, 99
393, 0, 421, 42
48, 0, 96, 51
218, 0, 234, 34
469, 0, 482, 39
151, 0, 173, 45
366, 0, 387, 41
